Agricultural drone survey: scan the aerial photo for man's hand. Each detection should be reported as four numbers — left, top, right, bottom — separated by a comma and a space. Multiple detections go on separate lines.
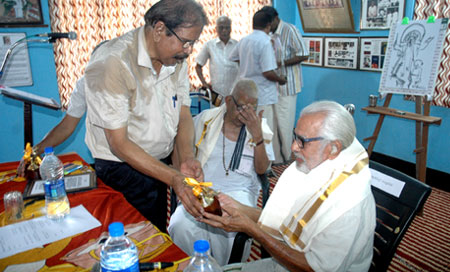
237, 105, 264, 142
199, 193, 252, 233
172, 174, 204, 218
180, 157, 204, 182
279, 76, 287, 86
201, 83, 212, 91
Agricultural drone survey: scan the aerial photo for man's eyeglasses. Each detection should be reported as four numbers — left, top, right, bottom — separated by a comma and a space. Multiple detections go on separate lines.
231, 96, 257, 111
293, 129, 324, 149
166, 25, 196, 49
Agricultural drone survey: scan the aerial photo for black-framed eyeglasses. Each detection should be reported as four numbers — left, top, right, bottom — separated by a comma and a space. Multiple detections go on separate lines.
165, 25, 196, 49
231, 96, 257, 111
293, 129, 324, 149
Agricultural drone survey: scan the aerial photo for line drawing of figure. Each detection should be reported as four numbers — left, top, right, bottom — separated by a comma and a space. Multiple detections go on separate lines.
390, 23, 433, 88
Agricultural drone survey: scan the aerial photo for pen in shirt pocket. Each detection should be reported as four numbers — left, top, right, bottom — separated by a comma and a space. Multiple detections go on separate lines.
172, 94, 177, 108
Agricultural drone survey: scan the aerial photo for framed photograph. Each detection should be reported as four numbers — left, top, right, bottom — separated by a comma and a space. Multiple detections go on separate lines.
303, 37, 323, 66
23, 172, 97, 199
0, 0, 43, 26
324, 37, 359, 70
296, 0, 356, 33
359, 37, 388, 71
361, 0, 405, 30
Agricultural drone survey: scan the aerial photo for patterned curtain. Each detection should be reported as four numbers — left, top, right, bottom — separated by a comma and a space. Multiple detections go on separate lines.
48, 0, 271, 108
414, 0, 450, 107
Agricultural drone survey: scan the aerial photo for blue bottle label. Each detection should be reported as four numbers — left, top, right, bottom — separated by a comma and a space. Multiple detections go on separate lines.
101, 260, 139, 272
44, 179, 66, 198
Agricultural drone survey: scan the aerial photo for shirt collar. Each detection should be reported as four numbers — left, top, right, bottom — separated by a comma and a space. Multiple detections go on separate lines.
137, 27, 175, 76
215, 37, 236, 46
274, 20, 284, 35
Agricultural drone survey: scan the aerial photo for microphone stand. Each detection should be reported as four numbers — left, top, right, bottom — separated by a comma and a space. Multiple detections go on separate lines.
0, 34, 61, 147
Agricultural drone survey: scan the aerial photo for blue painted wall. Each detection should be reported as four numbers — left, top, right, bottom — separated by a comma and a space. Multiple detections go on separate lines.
0, 0, 92, 163
1, 0, 448, 175
274, 0, 449, 174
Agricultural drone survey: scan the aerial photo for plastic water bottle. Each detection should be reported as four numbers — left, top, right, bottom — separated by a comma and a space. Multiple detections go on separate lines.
100, 222, 140, 272
39, 146, 70, 220
184, 240, 223, 272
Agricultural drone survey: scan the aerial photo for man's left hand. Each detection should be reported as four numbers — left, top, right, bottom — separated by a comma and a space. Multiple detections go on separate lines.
180, 157, 204, 182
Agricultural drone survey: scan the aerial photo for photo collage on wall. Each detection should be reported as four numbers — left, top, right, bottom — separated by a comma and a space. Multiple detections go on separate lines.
360, 38, 388, 71
324, 38, 359, 70
303, 37, 323, 66
361, 0, 405, 30
302, 36, 390, 72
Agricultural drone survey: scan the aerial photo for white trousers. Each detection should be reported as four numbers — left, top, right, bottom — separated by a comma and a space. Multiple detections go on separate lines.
273, 94, 297, 164
168, 191, 256, 266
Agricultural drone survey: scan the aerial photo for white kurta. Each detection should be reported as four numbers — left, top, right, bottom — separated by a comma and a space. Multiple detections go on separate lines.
258, 139, 376, 271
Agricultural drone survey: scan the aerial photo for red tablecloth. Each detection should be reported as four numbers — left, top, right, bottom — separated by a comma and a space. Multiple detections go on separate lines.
0, 153, 189, 271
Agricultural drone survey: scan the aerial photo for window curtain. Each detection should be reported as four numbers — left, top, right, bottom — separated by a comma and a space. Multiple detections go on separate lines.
414, 0, 450, 107
48, 0, 271, 108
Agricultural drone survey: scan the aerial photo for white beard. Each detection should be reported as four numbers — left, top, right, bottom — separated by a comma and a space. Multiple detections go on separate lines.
295, 161, 311, 174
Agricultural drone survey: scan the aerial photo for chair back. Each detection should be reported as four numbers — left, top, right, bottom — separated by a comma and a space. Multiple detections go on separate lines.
190, 88, 212, 116
369, 161, 431, 271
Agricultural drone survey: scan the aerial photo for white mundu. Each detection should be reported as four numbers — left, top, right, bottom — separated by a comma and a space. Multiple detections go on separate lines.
258, 138, 376, 271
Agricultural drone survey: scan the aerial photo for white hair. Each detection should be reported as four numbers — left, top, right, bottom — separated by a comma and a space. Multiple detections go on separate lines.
300, 100, 356, 149
230, 78, 258, 99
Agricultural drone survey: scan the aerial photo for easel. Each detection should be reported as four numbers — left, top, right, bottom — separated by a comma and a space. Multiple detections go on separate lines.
363, 94, 441, 183
363, 16, 446, 183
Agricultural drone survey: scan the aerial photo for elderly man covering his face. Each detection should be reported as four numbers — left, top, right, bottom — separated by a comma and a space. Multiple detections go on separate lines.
201, 101, 376, 271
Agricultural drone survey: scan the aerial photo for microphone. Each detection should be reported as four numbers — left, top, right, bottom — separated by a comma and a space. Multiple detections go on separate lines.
37, 32, 77, 41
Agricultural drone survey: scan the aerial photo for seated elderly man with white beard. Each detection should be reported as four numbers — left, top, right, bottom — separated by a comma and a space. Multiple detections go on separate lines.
201, 100, 376, 272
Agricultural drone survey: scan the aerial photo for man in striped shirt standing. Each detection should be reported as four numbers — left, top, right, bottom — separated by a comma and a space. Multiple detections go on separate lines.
262, 6, 309, 165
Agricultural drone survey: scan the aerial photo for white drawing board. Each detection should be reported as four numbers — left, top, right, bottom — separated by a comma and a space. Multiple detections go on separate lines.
379, 18, 448, 98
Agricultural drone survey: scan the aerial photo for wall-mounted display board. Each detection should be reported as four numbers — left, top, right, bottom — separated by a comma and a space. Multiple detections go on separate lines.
361, 0, 405, 30
296, 0, 355, 33
303, 37, 323, 66
379, 18, 448, 97
359, 37, 388, 72
324, 37, 359, 70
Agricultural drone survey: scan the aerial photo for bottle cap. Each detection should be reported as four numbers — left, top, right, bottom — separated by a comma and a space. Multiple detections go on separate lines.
108, 222, 124, 237
193, 240, 210, 253
44, 147, 54, 154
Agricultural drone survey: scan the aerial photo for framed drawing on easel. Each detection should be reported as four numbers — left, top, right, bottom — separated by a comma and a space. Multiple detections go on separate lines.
363, 18, 447, 182
379, 18, 449, 98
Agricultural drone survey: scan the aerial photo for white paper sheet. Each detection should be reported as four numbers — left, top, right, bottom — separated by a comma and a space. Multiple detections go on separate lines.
0, 205, 101, 259
370, 168, 405, 197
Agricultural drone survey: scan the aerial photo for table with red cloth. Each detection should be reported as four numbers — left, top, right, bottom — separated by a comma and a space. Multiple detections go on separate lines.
0, 153, 190, 271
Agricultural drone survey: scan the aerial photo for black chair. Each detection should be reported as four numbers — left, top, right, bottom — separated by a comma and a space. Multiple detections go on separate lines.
369, 160, 431, 271
190, 88, 212, 116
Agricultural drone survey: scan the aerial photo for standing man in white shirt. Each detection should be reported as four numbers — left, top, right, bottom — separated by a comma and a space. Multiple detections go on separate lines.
262, 6, 309, 165
228, 10, 286, 134
195, 16, 239, 106
84, 0, 207, 232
